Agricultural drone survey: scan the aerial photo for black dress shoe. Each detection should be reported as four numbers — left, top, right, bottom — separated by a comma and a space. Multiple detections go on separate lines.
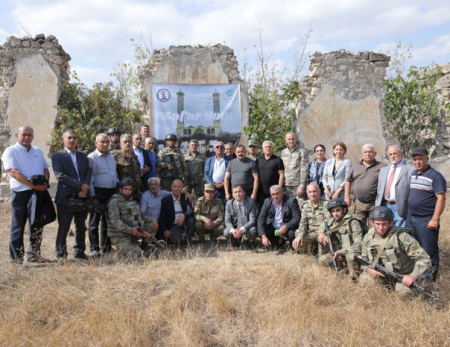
74, 252, 89, 260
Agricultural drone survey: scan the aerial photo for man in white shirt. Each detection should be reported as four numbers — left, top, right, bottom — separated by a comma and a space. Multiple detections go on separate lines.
1, 126, 50, 263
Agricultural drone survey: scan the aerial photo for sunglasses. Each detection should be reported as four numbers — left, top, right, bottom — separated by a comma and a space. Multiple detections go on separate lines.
216, 146, 224, 149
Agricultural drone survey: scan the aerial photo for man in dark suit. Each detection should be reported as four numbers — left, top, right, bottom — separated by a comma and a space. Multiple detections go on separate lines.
132, 133, 152, 191
375, 145, 415, 227
158, 179, 194, 246
52, 130, 92, 261
258, 185, 301, 250
224, 185, 257, 247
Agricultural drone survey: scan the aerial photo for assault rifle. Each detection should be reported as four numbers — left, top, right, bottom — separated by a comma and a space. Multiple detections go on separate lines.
354, 254, 447, 305
123, 220, 165, 250
323, 217, 339, 274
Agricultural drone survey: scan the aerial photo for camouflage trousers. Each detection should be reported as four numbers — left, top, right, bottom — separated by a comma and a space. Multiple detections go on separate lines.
295, 232, 320, 254
183, 182, 204, 198
160, 177, 175, 191
111, 236, 143, 259
195, 221, 224, 241
359, 271, 414, 297
318, 251, 360, 276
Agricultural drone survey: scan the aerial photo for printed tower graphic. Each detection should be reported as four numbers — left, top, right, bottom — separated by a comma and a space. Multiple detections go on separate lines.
176, 89, 223, 137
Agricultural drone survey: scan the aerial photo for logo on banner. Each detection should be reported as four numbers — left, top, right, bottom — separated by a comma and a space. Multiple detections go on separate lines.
156, 89, 170, 102
226, 89, 235, 97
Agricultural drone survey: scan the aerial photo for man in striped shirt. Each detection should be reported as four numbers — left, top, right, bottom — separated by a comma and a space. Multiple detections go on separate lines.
406, 146, 446, 282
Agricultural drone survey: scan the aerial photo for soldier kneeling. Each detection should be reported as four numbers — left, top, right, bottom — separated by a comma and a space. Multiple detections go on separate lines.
358, 206, 431, 297
194, 184, 225, 242
317, 198, 363, 275
106, 178, 155, 259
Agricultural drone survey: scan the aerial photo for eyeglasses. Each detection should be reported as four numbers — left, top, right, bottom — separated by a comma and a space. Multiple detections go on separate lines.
216, 146, 224, 149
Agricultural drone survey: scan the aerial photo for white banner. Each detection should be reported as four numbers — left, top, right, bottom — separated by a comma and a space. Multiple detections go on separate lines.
152, 83, 241, 153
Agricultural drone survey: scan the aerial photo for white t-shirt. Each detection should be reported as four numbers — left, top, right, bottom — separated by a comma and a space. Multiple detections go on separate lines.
1, 143, 49, 192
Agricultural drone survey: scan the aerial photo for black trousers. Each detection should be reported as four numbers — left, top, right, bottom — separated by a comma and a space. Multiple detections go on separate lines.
56, 204, 88, 258
264, 224, 295, 249
88, 187, 116, 252
10, 190, 44, 261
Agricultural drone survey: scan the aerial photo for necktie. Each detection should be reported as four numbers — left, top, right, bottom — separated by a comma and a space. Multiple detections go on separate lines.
384, 164, 397, 199
237, 203, 243, 229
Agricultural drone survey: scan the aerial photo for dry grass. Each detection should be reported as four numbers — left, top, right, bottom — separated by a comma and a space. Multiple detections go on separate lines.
0, 195, 450, 346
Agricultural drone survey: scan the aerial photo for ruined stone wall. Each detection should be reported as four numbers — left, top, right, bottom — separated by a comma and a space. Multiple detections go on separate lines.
432, 63, 450, 181
296, 50, 390, 163
138, 44, 248, 141
0, 34, 70, 196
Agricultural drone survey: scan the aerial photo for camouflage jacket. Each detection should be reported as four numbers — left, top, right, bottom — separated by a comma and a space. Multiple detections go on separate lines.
157, 147, 187, 179
113, 151, 143, 195
194, 197, 224, 227
106, 193, 154, 239
296, 198, 330, 237
280, 146, 309, 189
361, 226, 431, 279
318, 214, 362, 255
184, 151, 206, 184
109, 143, 121, 151
247, 155, 258, 161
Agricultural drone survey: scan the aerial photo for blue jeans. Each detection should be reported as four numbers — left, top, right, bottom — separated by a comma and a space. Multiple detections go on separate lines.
406, 214, 439, 280
381, 201, 406, 227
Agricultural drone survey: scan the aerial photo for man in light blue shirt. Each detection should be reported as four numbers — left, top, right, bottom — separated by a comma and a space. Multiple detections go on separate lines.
88, 133, 118, 256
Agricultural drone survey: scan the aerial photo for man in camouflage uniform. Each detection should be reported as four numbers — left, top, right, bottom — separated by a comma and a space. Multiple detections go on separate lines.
317, 198, 363, 274
247, 140, 259, 161
280, 131, 309, 200
194, 184, 225, 242
293, 183, 330, 253
184, 139, 206, 199
106, 178, 155, 259
113, 134, 143, 199
106, 127, 121, 151
358, 206, 431, 297
157, 133, 187, 191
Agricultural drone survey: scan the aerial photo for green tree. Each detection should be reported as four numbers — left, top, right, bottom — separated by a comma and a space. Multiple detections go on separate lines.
384, 65, 446, 156
243, 24, 312, 153
52, 71, 143, 153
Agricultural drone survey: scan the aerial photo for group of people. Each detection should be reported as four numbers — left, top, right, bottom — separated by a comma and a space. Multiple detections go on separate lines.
2, 125, 447, 298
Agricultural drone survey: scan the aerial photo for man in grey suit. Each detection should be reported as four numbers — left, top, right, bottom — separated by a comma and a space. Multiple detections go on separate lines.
224, 185, 258, 247
375, 145, 415, 227
53, 130, 92, 261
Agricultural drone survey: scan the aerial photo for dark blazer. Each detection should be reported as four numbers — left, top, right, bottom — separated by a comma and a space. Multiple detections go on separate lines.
52, 149, 92, 204
140, 148, 153, 189
375, 162, 415, 219
258, 194, 301, 236
158, 193, 194, 238
224, 196, 257, 231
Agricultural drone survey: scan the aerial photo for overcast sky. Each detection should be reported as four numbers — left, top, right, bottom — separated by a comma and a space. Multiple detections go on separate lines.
1, 0, 449, 87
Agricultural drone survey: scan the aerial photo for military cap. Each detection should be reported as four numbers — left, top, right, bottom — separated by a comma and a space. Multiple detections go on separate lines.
248, 140, 258, 147
204, 183, 216, 191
